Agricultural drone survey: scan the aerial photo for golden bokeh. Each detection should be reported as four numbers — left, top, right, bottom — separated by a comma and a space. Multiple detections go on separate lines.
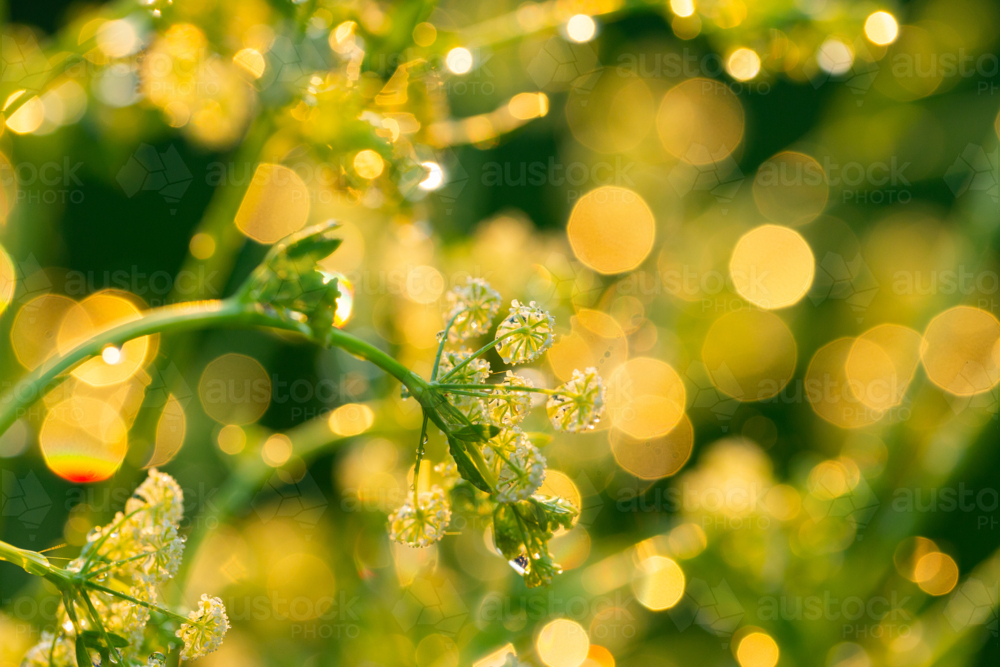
726, 48, 761, 81
11, 294, 76, 370
730, 224, 815, 309
865, 11, 899, 45
508, 92, 549, 120
217, 424, 247, 455
606, 357, 686, 439
234, 164, 311, 244
736, 632, 780, 667
805, 338, 883, 428
702, 310, 797, 401
656, 78, 744, 165
57, 293, 149, 386
894, 536, 939, 582
328, 403, 375, 437
199, 353, 272, 425
566, 74, 655, 153
0, 152, 16, 223
753, 152, 829, 226
0, 244, 14, 314
920, 306, 1000, 396
845, 324, 922, 411
145, 393, 186, 468
262, 433, 293, 467
914, 551, 959, 596
5, 94, 45, 135
536, 618, 590, 667
412, 22, 437, 47
189, 232, 216, 259
354, 149, 385, 179
610, 415, 694, 479
633, 555, 685, 610
567, 187, 655, 275
548, 309, 628, 382
233, 47, 266, 79
40, 396, 128, 483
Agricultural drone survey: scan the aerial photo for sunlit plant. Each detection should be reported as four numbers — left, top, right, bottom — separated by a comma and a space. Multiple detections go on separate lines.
0, 222, 604, 590
0, 470, 228, 665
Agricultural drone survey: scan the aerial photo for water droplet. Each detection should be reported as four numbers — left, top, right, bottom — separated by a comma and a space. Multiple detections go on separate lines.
508, 553, 530, 575
147, 652, 166, 667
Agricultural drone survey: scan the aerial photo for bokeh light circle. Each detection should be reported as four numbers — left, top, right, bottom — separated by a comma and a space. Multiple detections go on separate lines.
736, 632, 780, 667
57, 293, 148, 386
199, 353, 272, 425
610, 415, 694, 480
40, 396, 128, 483
656, 78, 744, 165
633, 555, 685, 610
606, 357, 686, 439
753, 152, 829, 226
730, 224, 815, 309
12, 294, 77, 370
921, 306, 1000, 396
806, 338, 884, 428
845, 324, 922, 411
537, 618, 590, 667
702, 310, 797, 401
567, 186, 655, 275
235, 163, 311, 244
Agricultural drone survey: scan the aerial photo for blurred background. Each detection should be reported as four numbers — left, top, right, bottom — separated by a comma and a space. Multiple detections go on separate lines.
1, 0, 999, 666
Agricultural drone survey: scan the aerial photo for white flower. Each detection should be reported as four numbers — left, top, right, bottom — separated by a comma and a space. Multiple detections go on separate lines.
126, 468, 185, 529
495, 301, 554, 365
487, 371, 533, 426
21, 632, 75, 667
547, 367, 605, 432
446, 277, 501, 340
485, 429, 546, 503
140, 523, 185, 583
176, 595, 230, 661
438, 349, 491, 421
388, 485, 452, 547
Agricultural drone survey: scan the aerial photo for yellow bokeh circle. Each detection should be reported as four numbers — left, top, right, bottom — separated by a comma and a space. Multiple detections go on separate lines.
753, 152, 829, 226
656, 78, 745, 165
702, 310, 797, 401
606, 357, 686, 439
235, 163, 311, 244
730, 224, 815, 309
921, 306, 1000, 396
199, 353, 272, 425
567, 186, 655, 275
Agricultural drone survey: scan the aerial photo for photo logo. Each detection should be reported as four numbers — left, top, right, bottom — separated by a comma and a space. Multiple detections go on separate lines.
1, 469, 52, 540
667, 147, 744, 212
116, 144, 193, 214
527, 36, 601, 94
944, 577, 998, 637
251, 469, 328, 531
944, 144, 999, 203
392, 574, 468, 635
809, 251, 880, 323
667, 577, 744, 645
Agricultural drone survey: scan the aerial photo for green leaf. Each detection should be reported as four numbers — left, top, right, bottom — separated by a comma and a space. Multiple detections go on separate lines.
451, 423, 500, 443
75, 636, 94, 667
238, 221, 344, 345
492, 504, 523, 561
79, 630, 129, 649
528, 495, 579, 537
447, 436, 491, 493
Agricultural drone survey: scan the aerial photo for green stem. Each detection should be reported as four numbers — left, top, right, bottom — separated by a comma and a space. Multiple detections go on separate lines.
412, 416, 429, 501
0, 299, 285, 438
83, 582, 190, 625
434, 383, 556, 395
0, 538, 68, 584
431, 312, 460, 382
437, 327, 526, 383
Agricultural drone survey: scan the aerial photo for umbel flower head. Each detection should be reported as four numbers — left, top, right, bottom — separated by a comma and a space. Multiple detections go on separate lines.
446, 277, 502, 340
495, 300, 555, 365
485, 429, 547, 503
176, 595, 230, 661
547, 367, 606, 432
16, 470, 228, 667
388, 485, 452, 547
438, 349, 491, 421
487, 371, 534, 426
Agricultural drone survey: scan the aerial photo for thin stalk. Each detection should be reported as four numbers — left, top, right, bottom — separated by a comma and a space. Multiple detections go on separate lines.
83, 582, 190, 625
434, 383, 556, 395
0, 299, 281, 437
431, 312, 460, 381
412, 415, 429, 501
437, 327, 527, 383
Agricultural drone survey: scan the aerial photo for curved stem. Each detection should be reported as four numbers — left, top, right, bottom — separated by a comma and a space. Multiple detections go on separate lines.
0, 299, 280, 437
431, 312, 460, 381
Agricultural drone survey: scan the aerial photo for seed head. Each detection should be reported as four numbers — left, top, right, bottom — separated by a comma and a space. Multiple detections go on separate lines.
446, 277, 501, 340
547, 367, 605, 432
487, 371, 534, 426
495, 300, 555, 365
176, 595, 230, 661
388, 485, 452, 547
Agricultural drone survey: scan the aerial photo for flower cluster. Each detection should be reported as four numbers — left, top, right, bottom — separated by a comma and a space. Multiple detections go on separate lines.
17, 470, 229, 666
388, 486, 452, 548
387, 279, 605, 586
